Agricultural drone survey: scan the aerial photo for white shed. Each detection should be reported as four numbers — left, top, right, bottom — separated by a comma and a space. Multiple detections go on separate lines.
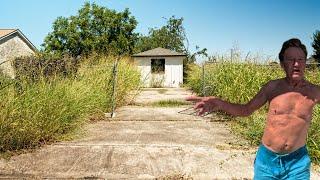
132, 47, 186, 88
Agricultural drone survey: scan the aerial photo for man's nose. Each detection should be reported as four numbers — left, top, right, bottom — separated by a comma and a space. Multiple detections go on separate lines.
293, 60, 300, 66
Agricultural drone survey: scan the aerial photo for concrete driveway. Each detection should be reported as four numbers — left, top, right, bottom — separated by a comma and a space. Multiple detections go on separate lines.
0, 88, 319, 179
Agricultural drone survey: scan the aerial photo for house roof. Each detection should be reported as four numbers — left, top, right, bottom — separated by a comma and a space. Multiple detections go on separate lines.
0, 29, 16, 37
132, 47, 186, 57
0, 29, 37, 52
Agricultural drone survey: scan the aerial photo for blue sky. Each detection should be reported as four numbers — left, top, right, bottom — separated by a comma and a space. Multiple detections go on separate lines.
1, 0, 320, 61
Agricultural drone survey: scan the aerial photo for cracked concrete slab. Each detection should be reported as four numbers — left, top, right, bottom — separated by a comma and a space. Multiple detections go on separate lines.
59, 120, 239, 149
0, 144, 256, 179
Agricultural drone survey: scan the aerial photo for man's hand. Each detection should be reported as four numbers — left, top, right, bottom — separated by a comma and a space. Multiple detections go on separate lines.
186, 96, 220, 116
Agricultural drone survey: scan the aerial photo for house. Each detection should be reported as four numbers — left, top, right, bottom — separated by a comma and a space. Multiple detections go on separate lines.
0, 29, 37, 78
132, 47, 186, 88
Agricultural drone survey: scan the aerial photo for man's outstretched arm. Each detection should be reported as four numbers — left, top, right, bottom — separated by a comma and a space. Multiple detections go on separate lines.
186, 82, 271, 117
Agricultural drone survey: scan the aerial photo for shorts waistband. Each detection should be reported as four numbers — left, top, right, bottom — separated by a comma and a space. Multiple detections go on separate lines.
259, 144, 308, 159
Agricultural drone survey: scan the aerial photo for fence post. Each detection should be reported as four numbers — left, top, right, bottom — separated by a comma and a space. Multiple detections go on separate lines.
110, 57, 120, 118
202, 62, 205, 97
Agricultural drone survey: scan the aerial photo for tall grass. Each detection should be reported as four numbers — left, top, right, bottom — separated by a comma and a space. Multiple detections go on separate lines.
150, 99, 190, 107
186, 61, 320, 164
0, 56, 140, 153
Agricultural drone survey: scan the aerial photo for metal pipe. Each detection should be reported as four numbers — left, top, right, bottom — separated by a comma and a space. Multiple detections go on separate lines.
111, 57, 120, 118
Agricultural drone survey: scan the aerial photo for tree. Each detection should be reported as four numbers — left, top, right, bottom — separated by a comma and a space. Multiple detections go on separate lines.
312, 30, 320, 63
134, 16, 207, 63
134, 16, 187, 54
42, 2, 138, 57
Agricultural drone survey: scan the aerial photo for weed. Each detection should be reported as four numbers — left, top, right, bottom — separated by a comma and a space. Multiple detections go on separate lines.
157, 88, 168, 94
150, 99, 190, 107
0, 56, 141, 153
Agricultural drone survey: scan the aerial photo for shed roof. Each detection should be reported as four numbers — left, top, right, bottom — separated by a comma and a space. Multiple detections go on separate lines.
132, 47, 186, 57
0, 29, 37, 52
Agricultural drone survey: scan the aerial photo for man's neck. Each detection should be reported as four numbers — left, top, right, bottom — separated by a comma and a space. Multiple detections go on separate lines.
285, 77, 306, 88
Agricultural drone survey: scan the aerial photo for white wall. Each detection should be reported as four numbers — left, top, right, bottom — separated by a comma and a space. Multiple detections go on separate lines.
0, 35, 35, 78
134, 56, 184, 87
134, 57, 151, 87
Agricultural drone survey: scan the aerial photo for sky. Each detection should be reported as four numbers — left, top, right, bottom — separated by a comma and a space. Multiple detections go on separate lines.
1, 0, 320, 61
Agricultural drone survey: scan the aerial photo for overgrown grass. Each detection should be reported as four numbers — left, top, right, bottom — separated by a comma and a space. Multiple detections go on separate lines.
150, 99, 190, 107
0, 56, 140, 153
186, 61, 320, 164
157, 88, 168, 94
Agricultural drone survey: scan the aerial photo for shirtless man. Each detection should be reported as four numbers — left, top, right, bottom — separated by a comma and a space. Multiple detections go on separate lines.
186, 38, 319, 179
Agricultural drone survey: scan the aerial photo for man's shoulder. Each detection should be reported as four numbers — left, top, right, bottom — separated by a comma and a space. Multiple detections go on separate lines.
263, 78, 283, 88
306, 81, 320, 91
303, 81, 320, 102
260, 79, 287, 96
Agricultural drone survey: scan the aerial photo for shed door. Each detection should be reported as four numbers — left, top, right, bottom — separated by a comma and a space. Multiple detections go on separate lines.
166, 59, 181, 87
151, 58, 165, 87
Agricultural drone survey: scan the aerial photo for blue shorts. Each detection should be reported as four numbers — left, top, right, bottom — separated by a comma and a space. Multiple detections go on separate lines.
254, 144, 311, 180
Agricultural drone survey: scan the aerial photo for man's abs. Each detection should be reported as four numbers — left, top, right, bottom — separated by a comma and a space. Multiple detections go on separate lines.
261, 114, 309, 153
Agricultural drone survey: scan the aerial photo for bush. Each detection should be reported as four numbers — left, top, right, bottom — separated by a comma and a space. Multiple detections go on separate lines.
0, 56, 140, 152
13, 54, 79, 82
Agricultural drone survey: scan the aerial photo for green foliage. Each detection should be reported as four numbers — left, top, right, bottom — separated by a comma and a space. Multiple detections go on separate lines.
186, 61, 320, 164
0, 73, 13, 90
157, 89, 168, 94
0, 56, 141, 152
150, 75, 165, 88
134, 16, 187, 54
42, 2, 138, 57
187, 62, 283, 102
312, 30, 320, 63
42, 3, 206, 83
134, 16, 207, 63
13, 54, 79, 82
150, 99, 190, 107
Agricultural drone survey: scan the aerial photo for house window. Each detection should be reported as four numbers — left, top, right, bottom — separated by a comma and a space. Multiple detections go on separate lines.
151, 59, 165, 73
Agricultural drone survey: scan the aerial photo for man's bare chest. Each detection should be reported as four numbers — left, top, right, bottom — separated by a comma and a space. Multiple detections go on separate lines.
268, 92, 316, 119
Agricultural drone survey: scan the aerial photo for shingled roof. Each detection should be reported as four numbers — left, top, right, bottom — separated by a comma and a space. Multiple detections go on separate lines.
0, 29, 37, 52
132, 47, 186, 57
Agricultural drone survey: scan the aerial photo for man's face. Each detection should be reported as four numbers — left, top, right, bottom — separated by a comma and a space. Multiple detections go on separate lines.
281, 47, 306, 81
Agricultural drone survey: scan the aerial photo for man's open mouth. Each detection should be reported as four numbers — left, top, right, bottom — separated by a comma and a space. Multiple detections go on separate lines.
293, 69, 300, 73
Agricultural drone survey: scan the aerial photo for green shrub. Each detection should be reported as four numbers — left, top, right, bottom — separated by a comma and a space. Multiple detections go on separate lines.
13, 54, 79, 82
